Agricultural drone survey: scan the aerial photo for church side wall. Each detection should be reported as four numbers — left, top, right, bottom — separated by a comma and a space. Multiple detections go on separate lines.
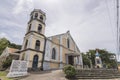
43, 39, 51, 70
44, 37, 60, 70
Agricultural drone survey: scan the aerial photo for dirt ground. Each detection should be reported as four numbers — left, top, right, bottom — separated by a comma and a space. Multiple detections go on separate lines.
20, 70, 67, 80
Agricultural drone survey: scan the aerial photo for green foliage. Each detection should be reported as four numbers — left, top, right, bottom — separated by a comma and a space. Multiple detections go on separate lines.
2, 57, 12, 69
8, 43, 21, 50
0, 38, 10, 55
86, 50, 96, 66
107, 59, 116, 68
82, 53, 90, 68
0, 71, 7, 76
0, 38, 22, 55
0, 71, 13, 80
63, 65, 76, 78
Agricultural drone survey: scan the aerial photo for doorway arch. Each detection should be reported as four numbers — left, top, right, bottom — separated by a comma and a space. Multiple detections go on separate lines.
32, 55, 39, 69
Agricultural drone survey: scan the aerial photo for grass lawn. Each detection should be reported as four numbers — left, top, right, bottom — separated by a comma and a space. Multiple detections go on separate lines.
0, 71, 13, 80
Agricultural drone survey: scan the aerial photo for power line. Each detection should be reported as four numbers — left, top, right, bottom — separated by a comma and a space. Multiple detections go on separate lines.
114, 0, 118, 55
105, 0, 116, 53
105, 0, 114, 29
116, 0, 119, 60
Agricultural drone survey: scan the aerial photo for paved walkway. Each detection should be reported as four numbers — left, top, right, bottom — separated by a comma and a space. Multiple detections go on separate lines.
19, 70, 120, 80
20, 70, 67, 80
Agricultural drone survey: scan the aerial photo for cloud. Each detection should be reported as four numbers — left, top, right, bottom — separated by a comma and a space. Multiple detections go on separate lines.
0, 0, 117, 53
0, 32, 11, 40
13, 0, 33, 14
0, 19, 22, 28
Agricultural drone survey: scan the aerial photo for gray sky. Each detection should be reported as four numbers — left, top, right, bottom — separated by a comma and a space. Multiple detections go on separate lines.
0, 0, 117, 53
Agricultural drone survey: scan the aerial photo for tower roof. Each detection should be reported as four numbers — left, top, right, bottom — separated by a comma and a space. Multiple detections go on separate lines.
31, 9, 46, 16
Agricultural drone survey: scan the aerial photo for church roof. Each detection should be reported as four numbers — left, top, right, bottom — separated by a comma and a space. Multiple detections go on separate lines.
8, 47, 19, 53
47, 32, 66, 38
0, 47, 19, 58
31, 9, 46, 16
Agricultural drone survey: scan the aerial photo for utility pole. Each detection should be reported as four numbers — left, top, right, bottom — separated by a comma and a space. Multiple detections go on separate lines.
117, 0, 119, 60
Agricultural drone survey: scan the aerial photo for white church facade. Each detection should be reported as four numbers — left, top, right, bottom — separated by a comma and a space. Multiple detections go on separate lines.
19, 9, 83, 71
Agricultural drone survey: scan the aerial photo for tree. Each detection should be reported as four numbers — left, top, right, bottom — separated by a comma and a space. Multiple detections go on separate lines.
82, 53, 90, 68
2, 56, 12, 69
8, 43, 21, 50
0, 38, 10, 55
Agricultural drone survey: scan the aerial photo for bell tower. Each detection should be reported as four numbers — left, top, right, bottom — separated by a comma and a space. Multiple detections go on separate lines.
20, 9, 46, 71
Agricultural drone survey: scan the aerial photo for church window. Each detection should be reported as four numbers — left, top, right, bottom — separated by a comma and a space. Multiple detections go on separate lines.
67, 38, 70, 48
77, 57, 79, 64
24, 40, 28, 49
40, 15, 43, 20
52, 48, 56, 60
35, 13, 38, 18
35, 40, 40, 50
38, 24, 42, 33
28, 24, 31, 32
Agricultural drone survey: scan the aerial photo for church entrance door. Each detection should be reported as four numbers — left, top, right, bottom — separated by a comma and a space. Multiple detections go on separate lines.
32, 55, 39, 69
68, 56, 74, 65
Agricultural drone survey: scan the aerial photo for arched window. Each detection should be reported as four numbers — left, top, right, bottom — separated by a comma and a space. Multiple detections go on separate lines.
28, 24, 31, 32
38, 24, 42, 33
35, 13, 38, 18
35, 40, 40, 50
52, 48, 56, 59
24, 40, 28, 49
40, 15, 43, 20
67, 38, 70, 48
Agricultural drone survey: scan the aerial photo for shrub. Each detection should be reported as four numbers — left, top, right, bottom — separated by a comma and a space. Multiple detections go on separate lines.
63, 65, 76, 78
2, 57, 12, 69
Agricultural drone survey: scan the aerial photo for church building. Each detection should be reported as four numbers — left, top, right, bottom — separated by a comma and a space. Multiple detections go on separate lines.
19, 9, 83, 71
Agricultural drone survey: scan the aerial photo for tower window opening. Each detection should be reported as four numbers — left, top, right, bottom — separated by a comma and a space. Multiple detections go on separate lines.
24, 40, 28, 49
35, 40, 40, 50
40, 15, 43, 20
35, 13, 38, 18
38, 24, 42, 33
52, 48, 56, 60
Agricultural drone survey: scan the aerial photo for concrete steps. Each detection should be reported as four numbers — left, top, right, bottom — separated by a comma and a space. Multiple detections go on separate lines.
75, 69, 120, 79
